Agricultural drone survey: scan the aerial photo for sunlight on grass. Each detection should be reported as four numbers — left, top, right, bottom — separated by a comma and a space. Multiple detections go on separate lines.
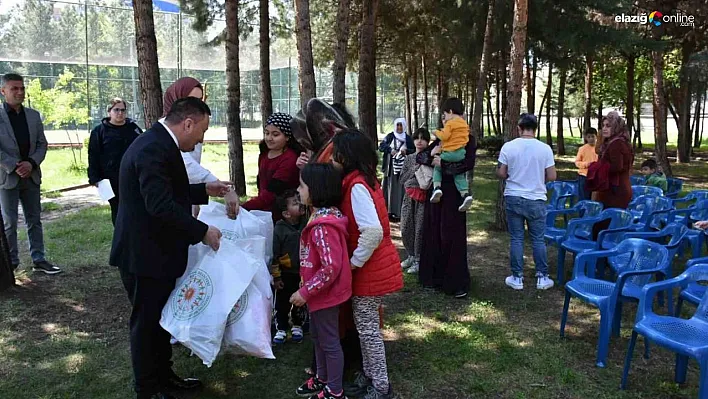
62, 353, 85, 374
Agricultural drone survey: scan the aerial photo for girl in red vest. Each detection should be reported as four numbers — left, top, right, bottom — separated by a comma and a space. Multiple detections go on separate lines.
331, 129, 403, 399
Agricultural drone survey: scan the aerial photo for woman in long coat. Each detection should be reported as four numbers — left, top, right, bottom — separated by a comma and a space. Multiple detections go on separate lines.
378, 118, 414, 221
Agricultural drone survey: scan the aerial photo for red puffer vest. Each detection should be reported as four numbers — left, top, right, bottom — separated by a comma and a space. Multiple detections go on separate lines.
340, 171, 403, 296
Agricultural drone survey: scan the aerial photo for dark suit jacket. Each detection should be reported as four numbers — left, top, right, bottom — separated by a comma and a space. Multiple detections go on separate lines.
110, 122, 209, 279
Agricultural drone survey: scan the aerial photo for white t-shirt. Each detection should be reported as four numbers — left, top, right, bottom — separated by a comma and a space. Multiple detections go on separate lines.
498, 137, 555, 201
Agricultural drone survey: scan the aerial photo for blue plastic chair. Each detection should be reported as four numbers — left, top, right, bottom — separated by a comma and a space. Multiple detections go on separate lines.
665, 177, 684, 199
632, 185, 664, 200
560, 239, 670, 368
667, 200, 708, 258
555, 209, 633, 284
676, 256, 708, 315
672, 190, 708, 209
622, 224, 691, 315
621, 264, 708, 398
630, 175, 645, 186
627, 196, 675, 232
547, 181, 577, 210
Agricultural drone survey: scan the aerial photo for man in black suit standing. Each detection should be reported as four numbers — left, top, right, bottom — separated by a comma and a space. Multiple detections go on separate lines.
111, 97, 238, 399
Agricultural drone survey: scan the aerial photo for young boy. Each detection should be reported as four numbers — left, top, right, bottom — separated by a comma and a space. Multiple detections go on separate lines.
271, 189, 307, 344
640, 159, 668, 192
575, 128, 599, 200
430, 97, 473, 212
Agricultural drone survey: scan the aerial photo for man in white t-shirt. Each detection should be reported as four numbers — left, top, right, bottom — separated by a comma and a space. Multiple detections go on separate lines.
497, 114, 557, 291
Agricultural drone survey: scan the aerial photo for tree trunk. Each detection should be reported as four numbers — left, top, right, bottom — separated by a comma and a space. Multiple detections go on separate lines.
546, 62, 553, 147
404, 64, 412, 131
497, 0, 527, 231
676, 44, 694, 163
583, 55, 593, 132
473, 0, 495, 139
626, 55, 635, 149
0, 209, 14, 291
528, 49, 537, 114
295, 0, 316, 110
556, 66, 566, 155
132, 0, 162, 126
487, 82, 498, 135
652, 48, 672, 176
567, 115, 574, 137
259, 0, 273, 123
358, 0, 378, 145
495, 70, 502, 136
694, 92, 703, 148
501, 54, 508, 127
225, 0, 246, 196
537, 82, 549, 139
597, 101, 602, 131
635, 88, 642, 149
422, 54, 429, 128
332, 0, 351, 105
412, 61, 419, 129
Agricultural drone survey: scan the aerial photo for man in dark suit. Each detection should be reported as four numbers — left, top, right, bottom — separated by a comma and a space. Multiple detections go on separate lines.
111, 97, 237, 399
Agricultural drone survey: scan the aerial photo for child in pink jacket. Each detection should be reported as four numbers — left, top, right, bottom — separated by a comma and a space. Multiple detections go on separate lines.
291, 163, 352, 399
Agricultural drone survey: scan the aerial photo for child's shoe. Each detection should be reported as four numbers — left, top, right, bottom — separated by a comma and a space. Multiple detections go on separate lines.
273, 330, 287, 345
291, 326, 304, 343
363, 384, 395, 399
309, 386, 347, 399
505, 275, 524, 290
343, 371, 371, 397
297, 376, 326, 396
406, 262, 419, 274
458, 195, 474, 212
430, 188, 443, 203
400, 257, 414, 269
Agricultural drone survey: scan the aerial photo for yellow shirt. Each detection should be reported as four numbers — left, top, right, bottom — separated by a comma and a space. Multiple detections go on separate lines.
434, 117, 470, 152
575, 144, 598, 177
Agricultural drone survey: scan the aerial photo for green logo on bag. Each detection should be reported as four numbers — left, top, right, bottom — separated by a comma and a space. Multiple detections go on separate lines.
172, 269, 213, 320
222, 229, 237, 241
226, 290, 249, 327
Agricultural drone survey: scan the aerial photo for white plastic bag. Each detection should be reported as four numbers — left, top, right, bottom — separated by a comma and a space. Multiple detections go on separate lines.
160, 240, 261, 367
198, 202, 274, 266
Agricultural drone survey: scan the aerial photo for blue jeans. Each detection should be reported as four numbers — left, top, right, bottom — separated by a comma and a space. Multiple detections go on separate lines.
577, 175, 591, 201
505, 196, 549, 278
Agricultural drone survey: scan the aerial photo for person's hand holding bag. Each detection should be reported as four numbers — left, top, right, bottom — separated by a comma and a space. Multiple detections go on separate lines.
224, 188, 240, 219
289, 291, 306, 307
202, 225, 222, 251
205, 180, 232, 197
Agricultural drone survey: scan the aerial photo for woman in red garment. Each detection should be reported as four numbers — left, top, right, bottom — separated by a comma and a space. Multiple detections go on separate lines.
594, 111, 634, 209
242, 113, 302, 220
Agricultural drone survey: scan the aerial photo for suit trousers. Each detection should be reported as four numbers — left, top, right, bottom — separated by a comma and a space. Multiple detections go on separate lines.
0, 178, 45, 265
120, 268, 176, 395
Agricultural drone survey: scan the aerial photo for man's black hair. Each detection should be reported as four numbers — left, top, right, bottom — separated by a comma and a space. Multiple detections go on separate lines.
441, 97, 464, 116
1, 73, 23, 87
518, 113, 538, 131
164, 97, 211, 124
300, 163, 343, 208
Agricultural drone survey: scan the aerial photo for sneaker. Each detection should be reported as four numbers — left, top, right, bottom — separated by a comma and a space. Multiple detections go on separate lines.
458, 195, 474, 212
297, 376, 326, 396
505, 275, 524, 290
308, 386, 347, 399
273, 330, 287, 345
291, 326, 304, 343
430, 188, 443, 203
33, 261, 62, 275
400, 257, 414, 270
363, 385, 395, 399
536, 276, 554, 290
343, 372, 371, 397
406, 263, 419, 274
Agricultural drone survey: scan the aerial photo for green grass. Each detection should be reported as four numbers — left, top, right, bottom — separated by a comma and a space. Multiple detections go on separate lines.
2, 153, 706, 398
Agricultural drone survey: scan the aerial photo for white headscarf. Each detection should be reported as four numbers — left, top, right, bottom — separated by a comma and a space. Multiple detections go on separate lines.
392, 117, 408, 142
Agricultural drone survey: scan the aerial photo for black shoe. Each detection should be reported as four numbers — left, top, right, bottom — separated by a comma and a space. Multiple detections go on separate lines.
308, 386, 347, 399
453, 290, 468, 299
343, 371, 371, 397
296, 376, 326, 396
163, 375, 202, 391
363, 385, 395, 399
33, 261, 62, 275
137, 393, 179, 399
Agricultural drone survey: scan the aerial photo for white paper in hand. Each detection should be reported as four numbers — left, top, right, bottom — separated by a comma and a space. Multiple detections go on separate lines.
96, 179, 115, 201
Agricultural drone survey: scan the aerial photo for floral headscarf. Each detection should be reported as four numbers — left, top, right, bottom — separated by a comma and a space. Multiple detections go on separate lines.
597, 111, 630, 156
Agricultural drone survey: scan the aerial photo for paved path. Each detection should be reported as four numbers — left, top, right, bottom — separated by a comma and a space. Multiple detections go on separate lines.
18, 187, 105, 225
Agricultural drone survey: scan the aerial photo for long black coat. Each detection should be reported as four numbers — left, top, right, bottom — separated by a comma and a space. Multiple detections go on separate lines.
109, 122, 209, 279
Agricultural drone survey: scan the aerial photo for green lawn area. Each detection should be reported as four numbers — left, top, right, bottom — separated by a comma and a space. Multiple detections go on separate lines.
3, 149, 707, 398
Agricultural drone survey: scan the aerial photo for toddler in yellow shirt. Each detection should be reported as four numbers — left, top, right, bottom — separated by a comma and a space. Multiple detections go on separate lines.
430, 97, 473, 212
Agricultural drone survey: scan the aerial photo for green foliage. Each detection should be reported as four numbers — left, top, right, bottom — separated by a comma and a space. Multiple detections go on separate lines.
479, 135, 503, 156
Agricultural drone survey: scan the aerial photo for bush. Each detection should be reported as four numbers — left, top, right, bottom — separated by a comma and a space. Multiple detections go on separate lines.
480, 135, 503, 156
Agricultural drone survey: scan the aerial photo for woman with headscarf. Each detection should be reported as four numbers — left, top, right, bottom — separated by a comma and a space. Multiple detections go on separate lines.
378, 118, 414, 221
241, 112, 302, 221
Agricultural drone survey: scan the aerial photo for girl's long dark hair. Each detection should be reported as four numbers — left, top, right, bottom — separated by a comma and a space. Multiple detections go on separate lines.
332, 128, 379, 189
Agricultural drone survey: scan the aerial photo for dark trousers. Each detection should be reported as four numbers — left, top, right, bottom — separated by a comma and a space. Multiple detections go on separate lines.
109, 197, 119, 226
577, 175, 591, 201
311, 306, 344, 393
120, 268, 176, 395
274, 274, 303, 330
